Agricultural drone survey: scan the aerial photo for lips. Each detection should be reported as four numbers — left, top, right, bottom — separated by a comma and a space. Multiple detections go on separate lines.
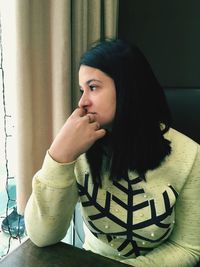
87, 112, 96, 115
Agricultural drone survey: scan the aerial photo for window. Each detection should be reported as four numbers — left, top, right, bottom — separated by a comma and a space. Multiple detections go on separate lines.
0, 1, 24, 258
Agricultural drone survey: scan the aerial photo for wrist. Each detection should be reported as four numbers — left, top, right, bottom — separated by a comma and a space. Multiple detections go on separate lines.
48, 148, 77, 164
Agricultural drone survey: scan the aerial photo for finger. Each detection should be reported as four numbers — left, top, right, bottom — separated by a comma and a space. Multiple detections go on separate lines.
72, 107, 86, 117
95, 129, 106, 140
90, 121, 100, 130
82, 113, 95, 123
86, 114, 95, 123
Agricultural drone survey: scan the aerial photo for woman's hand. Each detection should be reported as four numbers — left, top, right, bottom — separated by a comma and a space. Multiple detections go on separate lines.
49, 108, 106, 163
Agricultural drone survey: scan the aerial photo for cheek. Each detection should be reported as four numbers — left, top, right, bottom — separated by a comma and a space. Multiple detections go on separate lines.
109, 103, 116, 118
110, 94, 116, 117
103, 100, 116, 122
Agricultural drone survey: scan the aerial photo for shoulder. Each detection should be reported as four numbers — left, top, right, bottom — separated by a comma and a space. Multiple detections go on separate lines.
166, 127, 199, 145
146, 128, 199, 190
165, 128, 199, 162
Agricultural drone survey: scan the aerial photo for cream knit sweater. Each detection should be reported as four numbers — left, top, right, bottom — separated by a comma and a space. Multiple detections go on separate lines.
25, 128, 200, 267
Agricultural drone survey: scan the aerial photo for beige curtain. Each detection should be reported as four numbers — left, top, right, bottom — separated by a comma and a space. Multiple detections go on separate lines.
15, 0, 119, 215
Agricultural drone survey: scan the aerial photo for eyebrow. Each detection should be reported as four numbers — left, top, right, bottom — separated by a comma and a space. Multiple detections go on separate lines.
79, 79, 102, 88
86, 79, 102, 84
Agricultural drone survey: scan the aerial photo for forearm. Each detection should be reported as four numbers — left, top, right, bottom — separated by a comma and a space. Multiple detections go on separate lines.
24, 152, 78, 247
120, 240, 200, 267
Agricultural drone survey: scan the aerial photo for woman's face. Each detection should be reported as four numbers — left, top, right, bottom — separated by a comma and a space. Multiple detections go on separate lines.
78, 65, 116, 128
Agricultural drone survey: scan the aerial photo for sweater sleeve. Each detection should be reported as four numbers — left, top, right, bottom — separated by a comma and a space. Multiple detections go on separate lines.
24, 152, 79, 247
120, 145, 200, 267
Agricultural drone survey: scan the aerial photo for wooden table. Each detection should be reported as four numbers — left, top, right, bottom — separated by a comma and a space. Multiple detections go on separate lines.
0, 239, 131, 267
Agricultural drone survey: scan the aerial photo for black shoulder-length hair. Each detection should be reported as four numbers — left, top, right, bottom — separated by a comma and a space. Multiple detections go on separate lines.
79, 39, 172, 186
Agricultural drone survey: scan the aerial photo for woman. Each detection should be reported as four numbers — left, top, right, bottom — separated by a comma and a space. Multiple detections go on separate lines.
25, 39, 200, 267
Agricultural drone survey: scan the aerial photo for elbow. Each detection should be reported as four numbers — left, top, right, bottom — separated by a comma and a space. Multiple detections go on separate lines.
25, 220, 66, 248
28, 237, 59, 248
26, 228, 63, 248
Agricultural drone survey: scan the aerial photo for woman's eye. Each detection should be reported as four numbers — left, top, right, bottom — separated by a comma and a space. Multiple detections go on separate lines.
79, 88, 84, 95
89, 85, 97, 91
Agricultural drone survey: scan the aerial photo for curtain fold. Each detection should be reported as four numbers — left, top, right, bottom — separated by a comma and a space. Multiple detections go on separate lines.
15, 0, 119, 215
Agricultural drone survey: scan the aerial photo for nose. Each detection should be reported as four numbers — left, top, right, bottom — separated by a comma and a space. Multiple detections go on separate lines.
78, 91, 91, 109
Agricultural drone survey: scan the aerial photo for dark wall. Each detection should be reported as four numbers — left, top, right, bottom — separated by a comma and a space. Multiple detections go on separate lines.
118, 0, 200, 88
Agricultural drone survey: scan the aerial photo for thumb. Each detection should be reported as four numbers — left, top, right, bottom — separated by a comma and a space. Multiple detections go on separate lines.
95, 129, 107, 140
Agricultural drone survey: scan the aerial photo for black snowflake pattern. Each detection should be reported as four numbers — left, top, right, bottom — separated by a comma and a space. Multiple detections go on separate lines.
77, 173, 178, 257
